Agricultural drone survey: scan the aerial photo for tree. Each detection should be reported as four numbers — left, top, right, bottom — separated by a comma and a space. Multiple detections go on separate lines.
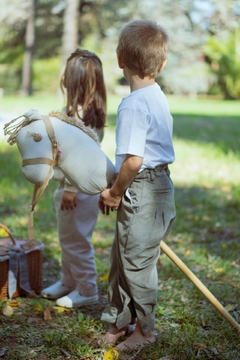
20, 0, 37, 96
1, 0, 240, 96
61, 0, 81, 68
203, 28, 240, 99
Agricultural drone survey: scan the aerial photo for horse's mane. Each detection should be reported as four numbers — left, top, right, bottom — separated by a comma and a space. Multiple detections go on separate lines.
4, 110, 100, 146
49, 111, 100, 145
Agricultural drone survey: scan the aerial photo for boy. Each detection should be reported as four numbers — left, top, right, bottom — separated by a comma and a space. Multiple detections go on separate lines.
98, 19, 176, 350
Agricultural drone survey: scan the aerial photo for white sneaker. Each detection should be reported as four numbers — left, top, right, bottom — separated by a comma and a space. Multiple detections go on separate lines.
56, 290, 99, 308
41, 281, 74, 299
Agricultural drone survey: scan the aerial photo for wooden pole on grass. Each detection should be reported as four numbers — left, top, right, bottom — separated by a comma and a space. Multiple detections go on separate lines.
160, 240, 240, 333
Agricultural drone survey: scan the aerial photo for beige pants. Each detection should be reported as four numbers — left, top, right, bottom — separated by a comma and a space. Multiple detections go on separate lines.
54, 187, 99, 297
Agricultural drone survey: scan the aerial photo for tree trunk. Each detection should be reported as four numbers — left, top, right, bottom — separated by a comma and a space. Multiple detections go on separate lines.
61, 0, 81, 69
20, 0, 37, 96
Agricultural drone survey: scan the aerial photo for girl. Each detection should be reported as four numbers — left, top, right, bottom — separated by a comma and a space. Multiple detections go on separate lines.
41, 48, 106, 308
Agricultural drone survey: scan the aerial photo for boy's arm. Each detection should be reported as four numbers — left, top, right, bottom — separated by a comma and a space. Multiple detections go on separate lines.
99, 154, 143, 214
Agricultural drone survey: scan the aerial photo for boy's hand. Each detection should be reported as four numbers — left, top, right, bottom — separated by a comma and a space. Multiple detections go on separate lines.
61, 191, 77, 210
98, 189, 121, 215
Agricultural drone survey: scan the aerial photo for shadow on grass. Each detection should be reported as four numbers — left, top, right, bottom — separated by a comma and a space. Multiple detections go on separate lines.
173, 114, 240, 155
170, 184, 239, 260
107, 113, 240, 156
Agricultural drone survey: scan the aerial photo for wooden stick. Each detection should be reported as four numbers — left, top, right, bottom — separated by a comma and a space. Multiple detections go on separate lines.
160, 240, 240, 333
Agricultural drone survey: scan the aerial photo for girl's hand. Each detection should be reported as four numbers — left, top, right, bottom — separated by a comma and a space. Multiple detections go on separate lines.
61, 191, 77, 210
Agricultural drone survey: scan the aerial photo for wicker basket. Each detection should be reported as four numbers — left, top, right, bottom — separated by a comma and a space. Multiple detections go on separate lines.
0, 223, 44, 299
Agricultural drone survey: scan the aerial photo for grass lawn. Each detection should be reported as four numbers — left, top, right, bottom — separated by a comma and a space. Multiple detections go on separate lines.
0, 94, 239, 359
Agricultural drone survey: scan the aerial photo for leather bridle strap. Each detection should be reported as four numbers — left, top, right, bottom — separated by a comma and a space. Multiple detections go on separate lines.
27, 115, 59, 240
22, 158, 54, 166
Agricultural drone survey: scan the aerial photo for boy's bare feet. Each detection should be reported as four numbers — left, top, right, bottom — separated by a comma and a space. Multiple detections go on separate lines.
116, 322, 156, 351
98, 323, 134, 347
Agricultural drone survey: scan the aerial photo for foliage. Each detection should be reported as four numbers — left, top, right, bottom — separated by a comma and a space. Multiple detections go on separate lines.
32, 57, 61, 93
0, 65, 22, 95
0, 94, 239, 359
1, 0, 240, 97
203, 28, 240, 99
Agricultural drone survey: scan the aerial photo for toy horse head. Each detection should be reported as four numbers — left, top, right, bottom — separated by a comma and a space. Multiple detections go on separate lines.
4, 109, 58, 185
4, 109, 116, 195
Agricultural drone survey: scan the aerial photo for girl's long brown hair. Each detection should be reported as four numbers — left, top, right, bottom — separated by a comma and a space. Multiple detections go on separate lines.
61, 48, 106, 129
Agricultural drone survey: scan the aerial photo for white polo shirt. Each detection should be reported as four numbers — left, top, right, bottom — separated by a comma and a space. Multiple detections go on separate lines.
115, 83, 175, 172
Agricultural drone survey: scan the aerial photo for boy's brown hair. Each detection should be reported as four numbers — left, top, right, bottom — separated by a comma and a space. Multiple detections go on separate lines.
117, 19, 169, 79
61, 48, 106, 129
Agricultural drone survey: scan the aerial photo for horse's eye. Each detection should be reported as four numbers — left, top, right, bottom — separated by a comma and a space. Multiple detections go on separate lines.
33, 133, 42, 142
28, 132, 42, 142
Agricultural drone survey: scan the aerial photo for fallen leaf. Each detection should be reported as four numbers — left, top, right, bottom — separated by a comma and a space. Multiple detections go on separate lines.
44, 307, 54, 321
184, 249, 191, 256
18, 303, 28, 308
231, 261, 240, 269
53, 306, 69, 313
3, 305, 13, 317
7, 300, 18, 307
0, 228, 9, 236
215, 268, 224, 273
34, 304, 43, 311
225, 304, 236, 312
181, 295, 188, 303
100, 274, 109, 281
200, 314, 206, 327
29, 347, 42, 354
103, 346, 119, 360
194, 343, 207, 350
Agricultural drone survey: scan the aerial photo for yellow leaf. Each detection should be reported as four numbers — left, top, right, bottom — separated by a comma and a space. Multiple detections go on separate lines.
103, 346, 119, 360
3, 305, 13, 316
215, 268, 224, 273
184, 249, 191, 256
0, 228, 9, 237
34, 304, 43, 311
100, 274, 109, 281
52, 306, 69, 313
7, 300, 19, 307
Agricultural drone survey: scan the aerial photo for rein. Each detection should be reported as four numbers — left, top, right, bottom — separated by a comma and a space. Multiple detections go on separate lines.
27, 115, 59, 240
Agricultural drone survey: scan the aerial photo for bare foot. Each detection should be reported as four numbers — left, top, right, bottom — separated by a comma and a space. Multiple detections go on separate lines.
116, 328, 156, 351
97, 323, 128, 347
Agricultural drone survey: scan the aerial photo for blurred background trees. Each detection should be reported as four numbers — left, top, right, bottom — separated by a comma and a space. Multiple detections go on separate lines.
0, 0, 239, 99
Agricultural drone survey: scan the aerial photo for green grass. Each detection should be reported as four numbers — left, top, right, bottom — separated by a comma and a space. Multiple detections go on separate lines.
0, 94, 64, 114
0, 94, 240, 359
